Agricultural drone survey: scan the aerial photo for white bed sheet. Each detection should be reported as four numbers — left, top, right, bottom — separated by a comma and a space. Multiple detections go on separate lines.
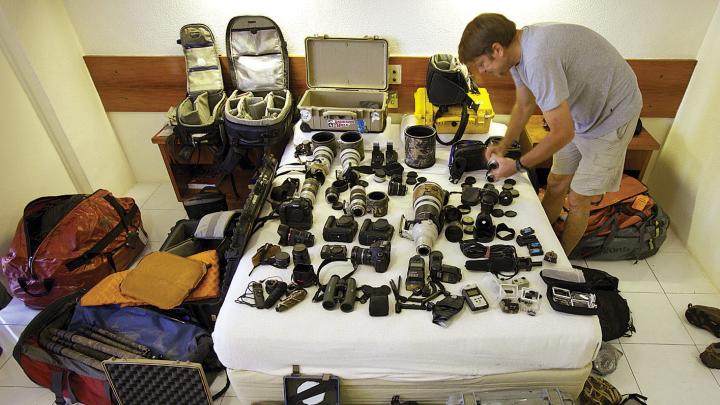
213, 117, 602, 381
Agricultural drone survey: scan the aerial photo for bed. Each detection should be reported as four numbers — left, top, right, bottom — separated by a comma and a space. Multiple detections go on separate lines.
213, 117, 601, 404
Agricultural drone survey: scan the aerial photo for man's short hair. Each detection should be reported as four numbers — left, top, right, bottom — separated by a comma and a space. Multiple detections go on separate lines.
458, 13, 517, 65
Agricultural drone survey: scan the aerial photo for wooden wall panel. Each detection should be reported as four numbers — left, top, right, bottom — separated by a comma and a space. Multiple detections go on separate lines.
85, 56, 695, 117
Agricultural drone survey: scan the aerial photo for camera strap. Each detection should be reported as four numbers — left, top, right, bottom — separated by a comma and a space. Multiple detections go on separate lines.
311, 257, 358, 302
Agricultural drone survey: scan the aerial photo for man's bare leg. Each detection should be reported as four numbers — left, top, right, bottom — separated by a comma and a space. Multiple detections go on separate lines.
542, 173, 573, 225
561, 190, 599, 254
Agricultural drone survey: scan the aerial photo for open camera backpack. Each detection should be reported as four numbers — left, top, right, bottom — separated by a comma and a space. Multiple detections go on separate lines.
222, 16, 292, 154
168, 24, 228, 164
426, 54, 479, 145
557, 175, 670, 261
1, 190, 146, 309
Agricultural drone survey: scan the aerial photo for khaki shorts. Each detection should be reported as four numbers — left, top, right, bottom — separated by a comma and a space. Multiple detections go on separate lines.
551, 114, 640, 196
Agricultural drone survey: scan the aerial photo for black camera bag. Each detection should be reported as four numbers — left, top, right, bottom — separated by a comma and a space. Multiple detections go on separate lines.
426, 54, 479, 145
541, 265, 635, 341
182, 186, 228, 220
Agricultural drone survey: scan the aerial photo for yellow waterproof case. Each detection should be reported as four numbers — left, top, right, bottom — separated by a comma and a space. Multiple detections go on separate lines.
414, 87, 495, 134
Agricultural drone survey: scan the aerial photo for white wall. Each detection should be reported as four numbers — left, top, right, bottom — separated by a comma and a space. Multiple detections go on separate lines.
64, 0, 717, 58
62, 0, 717, 183
647, 2, 720, 282
0, 49, 77, 254
1, 0, 135, 193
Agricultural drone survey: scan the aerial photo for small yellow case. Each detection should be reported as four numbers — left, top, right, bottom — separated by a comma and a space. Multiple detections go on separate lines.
414, 87, 495, 134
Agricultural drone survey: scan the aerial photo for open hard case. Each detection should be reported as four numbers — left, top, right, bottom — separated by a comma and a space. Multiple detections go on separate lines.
223, 16, 293, 147
297, 36, 389, 133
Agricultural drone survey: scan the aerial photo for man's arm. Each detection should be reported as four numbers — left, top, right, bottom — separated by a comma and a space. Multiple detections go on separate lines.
486, 83, 536, 159
519, 100, 574, 168
487, 100, 574, 179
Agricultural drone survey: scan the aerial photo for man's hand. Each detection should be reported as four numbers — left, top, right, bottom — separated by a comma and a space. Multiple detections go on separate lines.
485, 144, 505, 161
487, 155, 517, 180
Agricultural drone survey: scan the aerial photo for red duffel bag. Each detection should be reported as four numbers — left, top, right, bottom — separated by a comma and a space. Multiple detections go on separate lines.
2, 190, 146, 308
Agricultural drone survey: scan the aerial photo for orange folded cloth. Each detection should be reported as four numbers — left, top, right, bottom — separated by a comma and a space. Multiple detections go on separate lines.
81, 250, 221, 307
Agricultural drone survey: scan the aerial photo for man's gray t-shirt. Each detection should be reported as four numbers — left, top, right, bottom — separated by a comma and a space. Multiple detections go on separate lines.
510, 23, 642, 138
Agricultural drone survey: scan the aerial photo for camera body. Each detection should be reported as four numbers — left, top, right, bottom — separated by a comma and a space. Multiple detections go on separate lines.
351, 241, 391, 273
320, 244, 347, 261
323, 215, 358, 243
359, 218, 395, 245
278, 197, 314, 230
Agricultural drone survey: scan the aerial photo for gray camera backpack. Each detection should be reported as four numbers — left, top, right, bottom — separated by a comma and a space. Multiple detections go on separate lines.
168, 24, 227, 164
222, 16, 293, 152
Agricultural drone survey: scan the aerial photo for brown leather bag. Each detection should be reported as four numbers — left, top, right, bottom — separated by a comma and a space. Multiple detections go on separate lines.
1, 190, 146, 308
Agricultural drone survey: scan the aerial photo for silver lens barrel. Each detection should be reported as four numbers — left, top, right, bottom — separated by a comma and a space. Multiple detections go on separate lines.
299, 177, 320, 205
348, 186, 367, 217
338, 131, 365, 160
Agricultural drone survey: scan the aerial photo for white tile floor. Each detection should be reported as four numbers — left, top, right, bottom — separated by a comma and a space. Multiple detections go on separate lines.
1, 182, 719, 404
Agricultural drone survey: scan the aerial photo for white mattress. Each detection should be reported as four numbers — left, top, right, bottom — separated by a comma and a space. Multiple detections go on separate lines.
213, 117, 602, 381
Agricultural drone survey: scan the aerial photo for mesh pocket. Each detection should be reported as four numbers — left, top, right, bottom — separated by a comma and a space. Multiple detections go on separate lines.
231, 29, 281, 55
235, 54, 284, 91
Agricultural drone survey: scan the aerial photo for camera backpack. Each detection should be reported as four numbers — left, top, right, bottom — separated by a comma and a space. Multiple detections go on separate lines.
556, 175, 670, 261
222, 16, 292, 151
1, 190, 146, 309
167, 24, 228, 164
426, 54, 485, 145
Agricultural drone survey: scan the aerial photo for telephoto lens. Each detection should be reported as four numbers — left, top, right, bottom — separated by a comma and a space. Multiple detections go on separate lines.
311, 131, 337, 154
299, 177, 321, 205
324, 179, 348, 204
277, 224, 315, 247
366, 191, 389, 217
338, 131, 365, 169
347, 186, 367, 217
311, 145, 334, 168
400, 182, 448, 255
305, 162, 328, 185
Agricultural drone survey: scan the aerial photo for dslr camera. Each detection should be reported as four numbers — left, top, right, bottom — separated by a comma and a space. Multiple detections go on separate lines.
359, 218, 394, 245
278, 197, 313, 230
323, 215, 358, 243
351, 241, 391, 273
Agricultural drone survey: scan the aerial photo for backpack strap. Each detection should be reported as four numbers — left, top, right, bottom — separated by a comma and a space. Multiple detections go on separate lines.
65, 196, 139, 271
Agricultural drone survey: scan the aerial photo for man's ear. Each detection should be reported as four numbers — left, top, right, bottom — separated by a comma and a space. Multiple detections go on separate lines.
492, 42, 504, 57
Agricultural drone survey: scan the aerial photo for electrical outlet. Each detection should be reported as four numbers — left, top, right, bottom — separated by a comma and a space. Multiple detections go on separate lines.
388, 91, 399, 109
389, 64, 402, 84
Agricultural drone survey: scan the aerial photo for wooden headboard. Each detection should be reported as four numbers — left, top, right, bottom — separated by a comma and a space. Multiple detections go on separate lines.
85, 56, 695, 117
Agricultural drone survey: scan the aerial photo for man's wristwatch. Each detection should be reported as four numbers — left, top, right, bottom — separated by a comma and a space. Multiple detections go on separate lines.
515, 157, 529, 173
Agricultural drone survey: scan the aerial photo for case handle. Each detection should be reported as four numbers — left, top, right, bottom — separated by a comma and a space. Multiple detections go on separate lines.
322, 110, 357, 119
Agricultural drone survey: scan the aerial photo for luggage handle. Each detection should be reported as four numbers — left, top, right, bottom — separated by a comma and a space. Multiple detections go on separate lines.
18, 278, 54, 297
322, 110, 357, 119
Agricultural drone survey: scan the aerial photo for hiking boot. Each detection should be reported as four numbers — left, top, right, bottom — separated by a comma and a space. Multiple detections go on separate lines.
685, 304, 720, 337
700, 343, 720, 369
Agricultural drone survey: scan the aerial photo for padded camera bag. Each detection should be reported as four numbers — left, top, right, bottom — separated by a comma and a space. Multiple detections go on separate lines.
1, 190, 146, 309
182, 186, 228, 220
168, 24, 227, 164
541, 265, 635, 341
223, 16, 292, 148
426, 54, 480, 145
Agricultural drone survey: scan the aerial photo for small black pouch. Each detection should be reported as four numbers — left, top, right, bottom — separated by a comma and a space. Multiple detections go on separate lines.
183, 187, 228, 220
